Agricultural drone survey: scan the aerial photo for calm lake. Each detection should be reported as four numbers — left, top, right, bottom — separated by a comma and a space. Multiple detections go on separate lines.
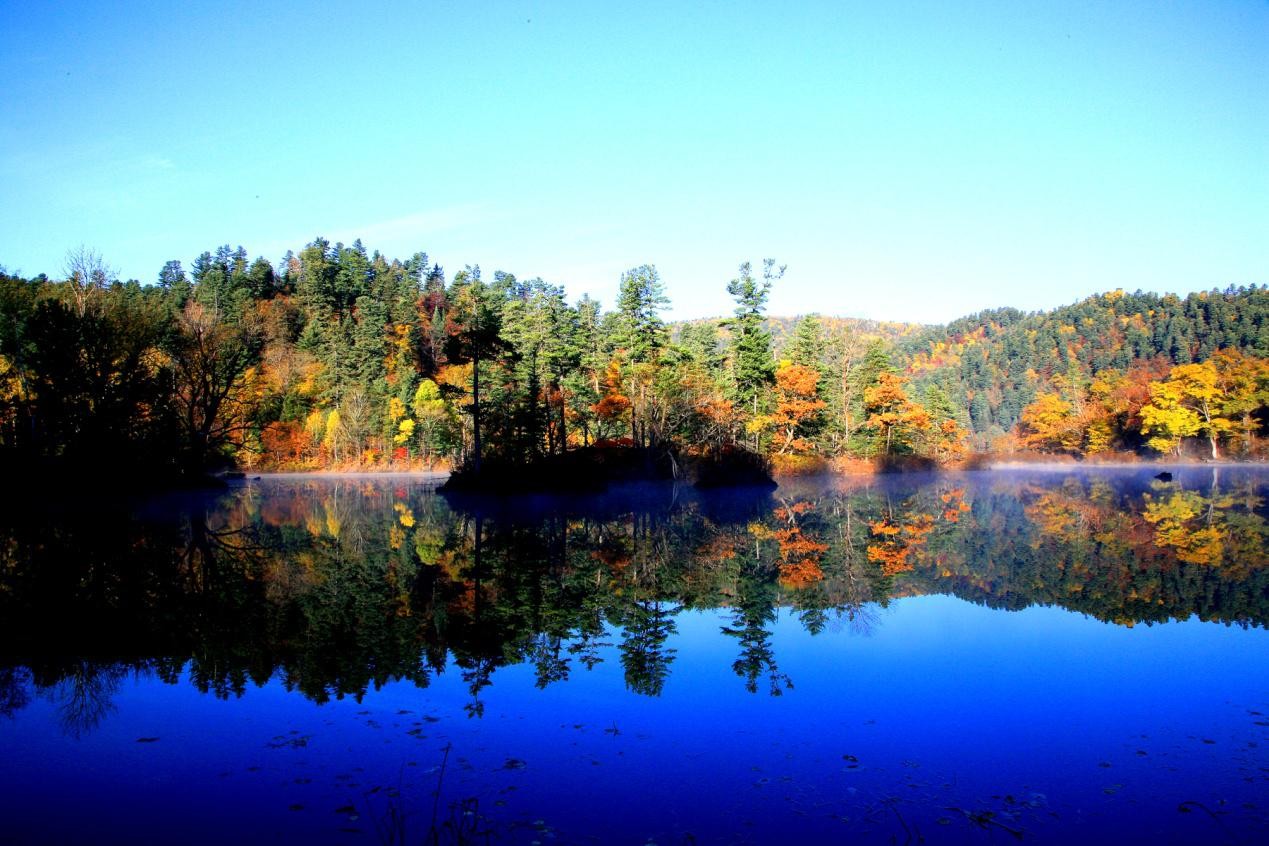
1, 468, 1266, 844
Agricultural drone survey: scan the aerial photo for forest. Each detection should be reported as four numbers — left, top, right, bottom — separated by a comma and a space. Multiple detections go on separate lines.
2, 239, 1268, 485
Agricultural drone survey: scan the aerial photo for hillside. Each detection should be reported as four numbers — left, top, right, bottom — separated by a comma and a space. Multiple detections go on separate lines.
893, 287, 1269, 440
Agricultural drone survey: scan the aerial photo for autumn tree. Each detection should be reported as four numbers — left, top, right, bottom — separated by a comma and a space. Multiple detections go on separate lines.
821, 324, 868, 454
1018, 392, 1081, 454
168, 301, 261, 475
591, 359, 633, 441
1140, 360, 1231, 458
862, 372, 931, 456
412, 379, 458, 462
1084, 357, 1172, 453
770, 362, 827, 454
63, 245, 114, 317
1211, 348, 1269, 455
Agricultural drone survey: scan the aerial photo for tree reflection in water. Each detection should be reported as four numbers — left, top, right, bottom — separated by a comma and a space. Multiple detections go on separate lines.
1, 470, 1266, 734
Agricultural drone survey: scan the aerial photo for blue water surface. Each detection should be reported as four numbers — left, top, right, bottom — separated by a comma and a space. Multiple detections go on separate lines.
0, 468, 1266, 844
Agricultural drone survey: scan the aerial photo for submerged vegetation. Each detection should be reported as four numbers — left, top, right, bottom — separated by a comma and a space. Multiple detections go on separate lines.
2, 243, 1268, 486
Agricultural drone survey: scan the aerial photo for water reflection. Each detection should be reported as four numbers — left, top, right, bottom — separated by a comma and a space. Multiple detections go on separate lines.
1, 468, 1266, 733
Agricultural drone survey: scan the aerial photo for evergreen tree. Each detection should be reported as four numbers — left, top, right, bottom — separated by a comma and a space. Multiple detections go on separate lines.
725, 259, 782, 417
157, 260, 191, 309
444, 266, 507, 472
678, 322, 726, 378
613, 265, 669, 364
788, 314, 826, 372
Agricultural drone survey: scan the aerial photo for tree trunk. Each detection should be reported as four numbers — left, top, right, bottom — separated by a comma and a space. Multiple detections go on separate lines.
558, 381, 568, 453
1200, 401, 1218, 460
472, 349, 482, 473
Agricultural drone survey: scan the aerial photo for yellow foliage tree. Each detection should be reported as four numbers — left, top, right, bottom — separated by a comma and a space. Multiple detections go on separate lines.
1211, 349, 1269, 456
0, 354, 26, 431
394, 417, 416, 445
1018, 392, 1081, 454
322, 409, 342, 457
1140, 360, 1230, 458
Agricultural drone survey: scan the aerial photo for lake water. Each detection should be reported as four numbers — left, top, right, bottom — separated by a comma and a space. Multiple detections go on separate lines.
1, 468, 1266, 844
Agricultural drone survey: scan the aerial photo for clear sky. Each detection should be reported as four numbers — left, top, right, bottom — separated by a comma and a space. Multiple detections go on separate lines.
1, 0, 1265, 324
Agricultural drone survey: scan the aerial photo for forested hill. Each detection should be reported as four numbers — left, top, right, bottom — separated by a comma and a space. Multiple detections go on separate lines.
675, 316, 925, 356
890, 287, 1269, 442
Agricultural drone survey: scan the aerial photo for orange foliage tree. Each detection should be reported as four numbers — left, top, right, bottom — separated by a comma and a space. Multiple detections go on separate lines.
863, 372, 931, 456
771, 362, 827, 454
591, 359, 633, 441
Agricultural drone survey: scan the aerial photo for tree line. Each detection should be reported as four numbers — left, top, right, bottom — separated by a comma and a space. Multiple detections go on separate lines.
2, 240, 1268, 481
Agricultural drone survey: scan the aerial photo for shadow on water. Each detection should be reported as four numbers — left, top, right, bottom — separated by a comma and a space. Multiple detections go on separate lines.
437, 478, 779, 524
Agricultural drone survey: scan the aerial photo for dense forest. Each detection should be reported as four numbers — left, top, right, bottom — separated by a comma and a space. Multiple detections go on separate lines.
898, 288, 1269, 452
2, 240, 1267, 484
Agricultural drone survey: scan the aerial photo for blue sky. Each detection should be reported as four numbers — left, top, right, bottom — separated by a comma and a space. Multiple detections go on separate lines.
1, 0, 1265, 324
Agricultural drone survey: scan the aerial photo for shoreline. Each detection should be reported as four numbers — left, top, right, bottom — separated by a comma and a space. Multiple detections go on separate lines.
981, 460, 1267, 471
244, 470, 450, 479
234, 459, 1269, 484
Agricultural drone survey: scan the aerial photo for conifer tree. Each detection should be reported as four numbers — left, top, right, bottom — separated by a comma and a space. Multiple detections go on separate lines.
725, 259, 782, 419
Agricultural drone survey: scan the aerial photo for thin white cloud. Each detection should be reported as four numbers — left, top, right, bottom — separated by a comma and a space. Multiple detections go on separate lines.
136, 155, 176, 172
255, 203, 501, 261
0, 140, 176, 181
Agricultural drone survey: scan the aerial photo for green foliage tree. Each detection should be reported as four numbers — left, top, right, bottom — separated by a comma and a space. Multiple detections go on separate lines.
725, 259, 783, 423
444, 266, 507, 473
613, 265, 669, 365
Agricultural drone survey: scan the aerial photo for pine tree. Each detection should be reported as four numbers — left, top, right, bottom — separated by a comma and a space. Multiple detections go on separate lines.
613, 265, 669, 364
788, 314, 826, 372
678, 322, 725, 378
725, 259, 782, 419
444, 266, 506, 472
